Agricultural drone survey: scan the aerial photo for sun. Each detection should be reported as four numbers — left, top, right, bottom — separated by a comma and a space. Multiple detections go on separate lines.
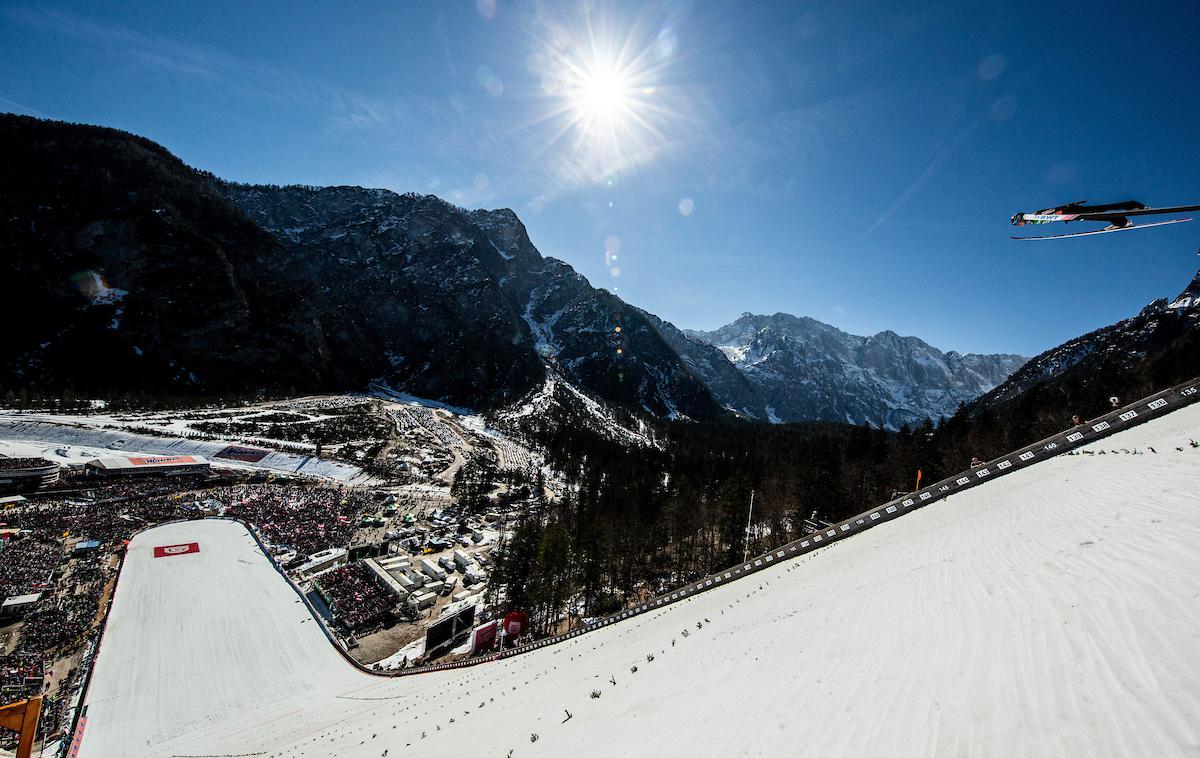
571, 67, 634, 126
528, 13, 681, 183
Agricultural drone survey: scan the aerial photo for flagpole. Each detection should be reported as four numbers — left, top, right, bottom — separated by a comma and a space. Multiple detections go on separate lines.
742, 490, 755, 563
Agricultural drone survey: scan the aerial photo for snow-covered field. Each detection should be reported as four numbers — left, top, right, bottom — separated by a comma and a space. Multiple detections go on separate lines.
77, 404, 1200, 757
0, 416, 374, 484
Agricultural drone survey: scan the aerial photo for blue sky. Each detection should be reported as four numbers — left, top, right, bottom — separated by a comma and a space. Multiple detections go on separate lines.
3, 0, 1198, 357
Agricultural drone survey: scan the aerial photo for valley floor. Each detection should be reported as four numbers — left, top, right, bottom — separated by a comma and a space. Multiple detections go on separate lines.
77, 404, 1200, 757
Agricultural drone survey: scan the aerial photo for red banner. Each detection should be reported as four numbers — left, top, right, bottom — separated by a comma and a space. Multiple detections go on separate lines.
503, 609, 529, 639
154, 542, 200, 558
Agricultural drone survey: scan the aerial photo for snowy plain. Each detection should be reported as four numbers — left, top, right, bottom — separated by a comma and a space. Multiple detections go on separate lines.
77, 403, 1200, 757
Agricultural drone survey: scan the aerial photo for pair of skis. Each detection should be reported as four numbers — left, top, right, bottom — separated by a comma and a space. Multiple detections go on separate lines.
1012, 217, 1191, 241
1011, 202, 1200, 240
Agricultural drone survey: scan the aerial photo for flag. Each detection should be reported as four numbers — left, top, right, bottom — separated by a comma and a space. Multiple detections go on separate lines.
914, 469, 923, 491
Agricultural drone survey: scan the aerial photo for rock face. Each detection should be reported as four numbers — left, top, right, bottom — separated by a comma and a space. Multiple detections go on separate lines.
219, 184, 719, 418
686, 313, 1027, 429
214, 184, 545, 408
0, 114, 719, 417
637, 310, 767, 418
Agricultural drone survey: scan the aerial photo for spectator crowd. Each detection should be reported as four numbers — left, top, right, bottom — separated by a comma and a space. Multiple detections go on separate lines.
317, 562, 396, 632
220, 484, 372, 556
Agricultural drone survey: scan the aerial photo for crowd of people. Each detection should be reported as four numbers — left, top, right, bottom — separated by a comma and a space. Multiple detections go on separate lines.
72, 473, 216, 503
317, 562, 396, 632
0, 653, 43, 698
219, 484, 373, 556
3, 496, 185, 547
0, 539, 60, 597
13, 554, 109, 661
0, 457, 55, 470
1, 484, 194, 745
0, 543, 113, 746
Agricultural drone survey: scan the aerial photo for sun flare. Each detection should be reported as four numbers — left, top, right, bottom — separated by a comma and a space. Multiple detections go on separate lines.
529, 13, 681, 183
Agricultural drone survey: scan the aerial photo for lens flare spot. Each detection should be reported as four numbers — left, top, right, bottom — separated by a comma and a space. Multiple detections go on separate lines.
475, 0, 497, 20
678, 197, 694, 216
990, 95, 1017, 122
977, 54, 1007, 81
655, 26, 677, 60
475, 65, 504, 97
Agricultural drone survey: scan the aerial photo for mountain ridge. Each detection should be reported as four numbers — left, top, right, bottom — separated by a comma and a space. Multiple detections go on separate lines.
685, 312, 1027, 429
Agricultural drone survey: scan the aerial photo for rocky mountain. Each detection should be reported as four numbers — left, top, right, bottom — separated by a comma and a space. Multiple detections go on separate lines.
685, 314, 1027, 429
219, 184, 718, 418
0, 114, 719, 418
970, 268, 1200, 419
635, 309, 768, 418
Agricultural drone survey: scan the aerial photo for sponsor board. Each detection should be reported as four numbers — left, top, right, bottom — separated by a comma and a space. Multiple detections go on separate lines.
154, 542, 200, 558
470, 620, 498, 655
129, 455, 197, 466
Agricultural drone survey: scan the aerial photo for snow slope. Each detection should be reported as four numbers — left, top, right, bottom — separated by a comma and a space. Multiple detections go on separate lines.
78, 404, 1200, 757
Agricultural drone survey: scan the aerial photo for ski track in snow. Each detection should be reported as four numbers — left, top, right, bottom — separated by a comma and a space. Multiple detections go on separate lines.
78, 404, 1200, 757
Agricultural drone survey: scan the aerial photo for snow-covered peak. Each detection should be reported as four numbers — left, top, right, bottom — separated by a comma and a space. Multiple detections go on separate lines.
687, 312, 1027, 429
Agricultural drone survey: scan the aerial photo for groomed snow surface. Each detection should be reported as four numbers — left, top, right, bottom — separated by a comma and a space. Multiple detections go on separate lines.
79, 404, 1200, 757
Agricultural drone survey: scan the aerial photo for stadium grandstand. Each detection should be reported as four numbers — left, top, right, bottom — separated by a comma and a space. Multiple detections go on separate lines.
0, 457, 60, 492
83, 455, 211, 478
